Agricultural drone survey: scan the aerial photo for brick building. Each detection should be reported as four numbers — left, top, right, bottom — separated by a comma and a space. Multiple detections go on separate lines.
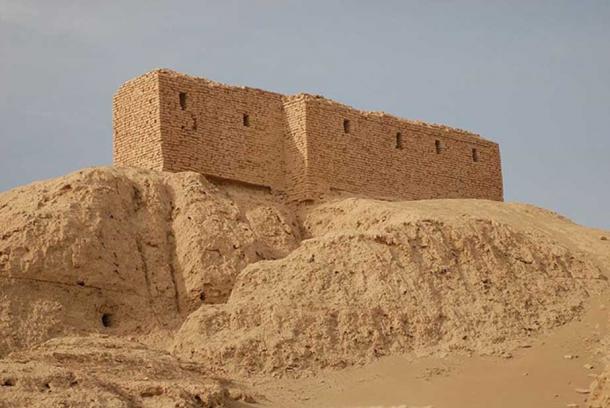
113, 69, 503, 201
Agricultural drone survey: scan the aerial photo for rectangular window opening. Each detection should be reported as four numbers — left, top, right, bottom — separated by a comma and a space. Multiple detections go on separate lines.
395, 132, 403, 149
435, 140, 443, 154
472, 148, 479, 162
243, 113, 250, 127
179, 92, 187, 110
343, 119, 351, 134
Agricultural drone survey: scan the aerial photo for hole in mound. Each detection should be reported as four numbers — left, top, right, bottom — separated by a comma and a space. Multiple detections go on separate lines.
76, 280, 85, 287
101, 313, 114, 328
199, 292, 206, 302
2, 378, 15, 387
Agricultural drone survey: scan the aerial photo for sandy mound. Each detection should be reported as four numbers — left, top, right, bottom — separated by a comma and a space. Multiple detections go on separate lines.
589, 363, 609, 408
172, 198, 608, 376
0, 167, 298, 356
1, 166, 608, 384
590, 369, 609, 408
0, 335, 253, 407
588, 331, 610, 408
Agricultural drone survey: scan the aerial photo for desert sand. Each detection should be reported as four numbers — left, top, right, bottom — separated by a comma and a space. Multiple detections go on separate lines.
0, 166, 608, 407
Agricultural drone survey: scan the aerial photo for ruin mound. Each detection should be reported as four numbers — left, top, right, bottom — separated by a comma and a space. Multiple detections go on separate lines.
0, 167, 608, 381
0, 335, 253, 407
172, 198, 609, 376
0, 167, 298, 356
588, 331, 610, 407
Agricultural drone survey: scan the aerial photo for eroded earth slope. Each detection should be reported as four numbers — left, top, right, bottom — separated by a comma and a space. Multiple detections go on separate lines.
0, 167, 608, 407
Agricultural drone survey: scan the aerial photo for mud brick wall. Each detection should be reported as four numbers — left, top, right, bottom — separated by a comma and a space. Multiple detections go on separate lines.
156, 70, 287, 190
113, 72, 163, 170
283, 95, 311, 200
304, 97, 503, 201
112, 69, 503, 202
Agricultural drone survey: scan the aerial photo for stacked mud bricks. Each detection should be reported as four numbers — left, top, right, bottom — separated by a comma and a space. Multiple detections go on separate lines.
113, 69, 503, 201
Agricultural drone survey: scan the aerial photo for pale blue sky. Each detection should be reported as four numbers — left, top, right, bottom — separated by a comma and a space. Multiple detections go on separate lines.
1, 1, 609, 228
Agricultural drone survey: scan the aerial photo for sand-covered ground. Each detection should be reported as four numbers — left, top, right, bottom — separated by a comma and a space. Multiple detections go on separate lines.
0, 167, 608, 407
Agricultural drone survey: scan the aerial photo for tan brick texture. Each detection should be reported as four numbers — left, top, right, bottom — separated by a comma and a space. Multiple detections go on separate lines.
112, 69, 503, 202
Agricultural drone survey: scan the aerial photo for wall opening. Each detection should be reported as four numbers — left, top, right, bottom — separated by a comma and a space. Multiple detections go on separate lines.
435, 140, 443, 154
343, 119, 351, 134
2, 378, 15, 387
243, 113, 250, 127
179, 92, 187, 110
472, 148, 479, 162
101, 313, 114, 328
395, 132, 404, 149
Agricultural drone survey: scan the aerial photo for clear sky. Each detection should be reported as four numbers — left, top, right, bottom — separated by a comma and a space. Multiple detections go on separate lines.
1, 1, 609, 229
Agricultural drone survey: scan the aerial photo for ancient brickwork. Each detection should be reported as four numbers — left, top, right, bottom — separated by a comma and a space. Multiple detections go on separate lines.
113, 69, 504, 202
305, 97, 503, 200
113, 72, 163, 170
155, 71, 287, 190
283, 96, 310, 200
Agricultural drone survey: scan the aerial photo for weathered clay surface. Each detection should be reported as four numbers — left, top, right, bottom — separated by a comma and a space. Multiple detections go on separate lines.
0, 167, 298, 355
172, 198, 608, 376
0, 335, 252, 408
0, 167, 608, 406
588, 332, 610, 408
